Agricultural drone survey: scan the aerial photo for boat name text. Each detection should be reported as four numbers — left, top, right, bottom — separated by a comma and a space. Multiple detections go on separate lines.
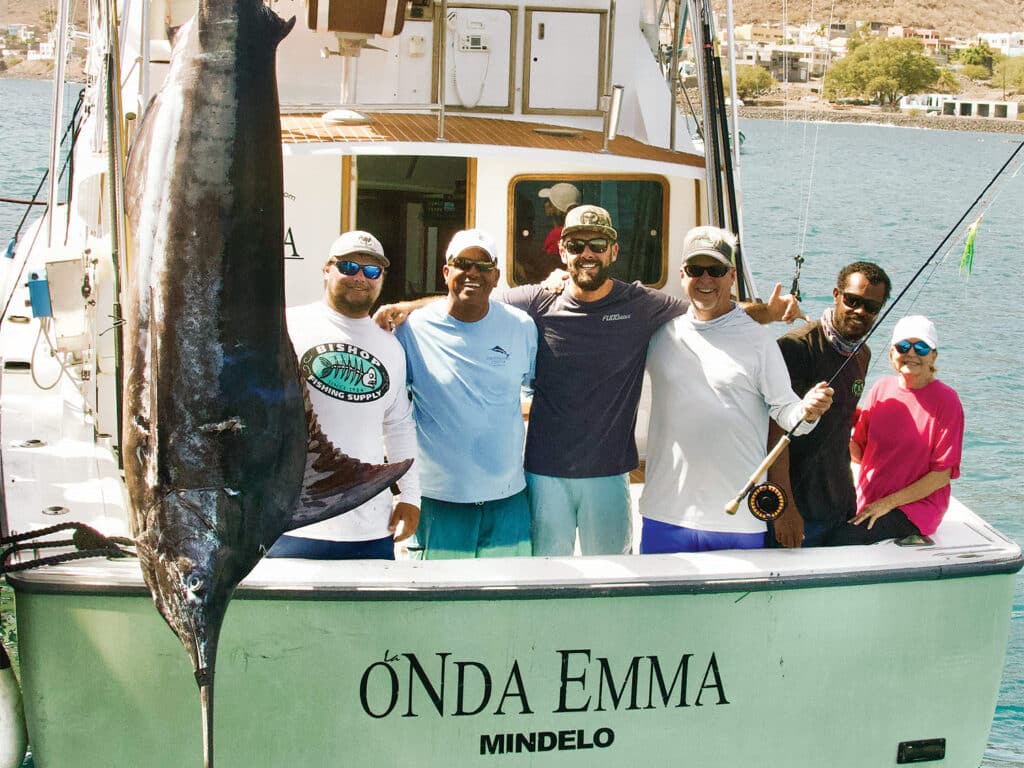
358, 649, 729, 719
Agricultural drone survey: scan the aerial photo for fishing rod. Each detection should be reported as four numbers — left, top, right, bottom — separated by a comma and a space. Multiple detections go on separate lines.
725, 137, 1024, 517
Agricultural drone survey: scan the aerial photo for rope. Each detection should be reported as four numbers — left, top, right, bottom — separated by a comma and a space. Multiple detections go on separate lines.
1, 522, 136, 575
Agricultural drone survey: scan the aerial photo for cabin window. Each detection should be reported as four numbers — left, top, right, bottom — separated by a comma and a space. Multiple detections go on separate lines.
509, 176, 668, 286
354, 155, 468, 305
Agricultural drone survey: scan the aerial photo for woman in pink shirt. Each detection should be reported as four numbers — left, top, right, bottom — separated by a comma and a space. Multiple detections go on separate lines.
825, 315, 964, 546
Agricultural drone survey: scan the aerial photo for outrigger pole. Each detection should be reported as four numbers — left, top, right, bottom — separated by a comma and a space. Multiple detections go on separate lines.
688, 0, 750, 300
725, 138, 1024, 515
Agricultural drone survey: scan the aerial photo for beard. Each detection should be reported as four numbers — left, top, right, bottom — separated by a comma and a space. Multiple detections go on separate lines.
568, 259, 612, 292
835, 311, 870, 341
333, 286, 378, 316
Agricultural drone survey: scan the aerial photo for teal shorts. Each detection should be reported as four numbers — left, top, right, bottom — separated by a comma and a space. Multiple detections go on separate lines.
419, 489, 532, 560
527, 472, 632, 556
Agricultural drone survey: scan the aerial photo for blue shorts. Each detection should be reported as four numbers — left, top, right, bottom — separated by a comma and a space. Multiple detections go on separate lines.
640, 517, 765, 553
527, 473, 631, 556
419, 490, 532, 560
266, 534, 395, 560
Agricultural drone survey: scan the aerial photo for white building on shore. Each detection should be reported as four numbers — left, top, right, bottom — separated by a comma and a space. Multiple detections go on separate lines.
978, 32, 1024, 57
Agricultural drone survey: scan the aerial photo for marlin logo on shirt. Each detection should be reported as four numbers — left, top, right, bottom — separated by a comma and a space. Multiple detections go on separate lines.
487, 345, 511, 367
300, 342, 390, 402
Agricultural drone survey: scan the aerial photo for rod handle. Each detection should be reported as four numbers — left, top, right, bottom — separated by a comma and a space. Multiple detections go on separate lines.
724, 434, 792, 514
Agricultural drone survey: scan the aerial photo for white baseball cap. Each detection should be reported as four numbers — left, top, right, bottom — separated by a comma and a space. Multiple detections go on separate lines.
445, 229, 499, 264
328, 231, 389, 267
891, 315, 938, 350
538, 183, 581, 214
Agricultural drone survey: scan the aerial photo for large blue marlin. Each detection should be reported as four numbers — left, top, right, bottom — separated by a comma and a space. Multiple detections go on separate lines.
122, 0, 409, 765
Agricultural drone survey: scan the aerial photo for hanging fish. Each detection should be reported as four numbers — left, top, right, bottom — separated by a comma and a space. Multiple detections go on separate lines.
959, 215, 982, 276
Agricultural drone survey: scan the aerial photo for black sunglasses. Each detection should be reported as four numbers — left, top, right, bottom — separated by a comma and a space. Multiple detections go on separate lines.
335, 260, 383, 279
564, 238, 612, 255
894, 339, 934, 356
683, 264, 731, 278
841, 292, 884, 314
448, 257, 496, 273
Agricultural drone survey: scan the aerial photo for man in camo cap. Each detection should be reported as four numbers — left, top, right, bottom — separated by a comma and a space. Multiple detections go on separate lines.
501, 211, 800, 556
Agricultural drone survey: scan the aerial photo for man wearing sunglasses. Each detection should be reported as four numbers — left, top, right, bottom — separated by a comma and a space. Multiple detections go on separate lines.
376, 208, 802, 557
501, 208, 803, 557
639, 226, 833, 554
766, 262, 892, 548
269, 230, 420, 560
395, 229, 537, 559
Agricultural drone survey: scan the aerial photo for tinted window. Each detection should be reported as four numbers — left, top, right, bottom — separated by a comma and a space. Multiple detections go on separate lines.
510, 177, 667, 286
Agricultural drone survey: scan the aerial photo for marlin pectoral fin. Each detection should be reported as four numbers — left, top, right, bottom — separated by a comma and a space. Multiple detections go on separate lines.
290, 456, 413, 531
287, 381, 412, 530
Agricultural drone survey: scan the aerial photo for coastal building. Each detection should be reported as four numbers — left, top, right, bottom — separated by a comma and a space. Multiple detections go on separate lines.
899, 93, 1021, 121
732, 23, 786, 45
12, 24, 36, 43
978, 32, 1024, 57
887, 25, 952, 56
721, 24, 845, 85
27, 40, 55, 61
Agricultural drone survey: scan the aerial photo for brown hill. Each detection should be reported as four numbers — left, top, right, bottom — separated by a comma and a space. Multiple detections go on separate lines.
713, 0, 1024, 39
4, 0, 1022, 38
0, 0, 86, 27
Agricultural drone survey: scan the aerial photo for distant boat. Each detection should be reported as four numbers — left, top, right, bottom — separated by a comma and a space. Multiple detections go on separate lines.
691, 128, 747, 154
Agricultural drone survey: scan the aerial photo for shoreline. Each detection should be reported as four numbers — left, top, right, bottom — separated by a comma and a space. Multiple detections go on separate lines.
4, 72, 1023, 136
739, 105, 1024, 135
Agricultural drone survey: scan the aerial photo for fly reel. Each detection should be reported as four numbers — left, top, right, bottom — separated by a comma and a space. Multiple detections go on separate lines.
748, 483, 787, 522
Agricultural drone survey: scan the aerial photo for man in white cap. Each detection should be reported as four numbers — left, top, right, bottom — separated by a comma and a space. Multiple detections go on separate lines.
269, 230, 420, 559
377, 210, 801, 557
639, 225, 833, 553
538, 182, 581, 256
395, 229, 537, 559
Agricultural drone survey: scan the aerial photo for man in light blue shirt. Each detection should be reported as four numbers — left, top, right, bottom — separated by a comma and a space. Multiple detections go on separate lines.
396, 229, 537, 559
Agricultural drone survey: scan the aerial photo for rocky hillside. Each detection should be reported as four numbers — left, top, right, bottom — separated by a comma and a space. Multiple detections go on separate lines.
712, 0, 1024, 39
4, 0, 1023, 37
0, 0, 87, 27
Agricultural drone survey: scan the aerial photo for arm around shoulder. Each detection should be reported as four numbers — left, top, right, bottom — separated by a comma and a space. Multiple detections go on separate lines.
374, 295, 442, 330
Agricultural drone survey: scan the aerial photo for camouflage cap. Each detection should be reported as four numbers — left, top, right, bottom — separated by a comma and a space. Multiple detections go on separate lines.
561, 205, 617, 240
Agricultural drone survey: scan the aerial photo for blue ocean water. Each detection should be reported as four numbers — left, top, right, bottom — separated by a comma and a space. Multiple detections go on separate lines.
0, 78, 80, 249
0, 79, 1022, 765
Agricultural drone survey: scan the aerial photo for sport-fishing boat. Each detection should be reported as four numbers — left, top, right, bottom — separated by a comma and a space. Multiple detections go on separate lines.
1, 0, 1020, 766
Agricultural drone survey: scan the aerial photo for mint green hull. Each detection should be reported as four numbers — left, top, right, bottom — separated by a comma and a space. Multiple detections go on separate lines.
14, 571, 1015, 767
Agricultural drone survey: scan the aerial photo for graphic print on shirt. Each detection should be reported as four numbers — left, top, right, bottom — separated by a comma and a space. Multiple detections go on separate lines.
487, 345, 511, 367
299, 342, 390, 402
